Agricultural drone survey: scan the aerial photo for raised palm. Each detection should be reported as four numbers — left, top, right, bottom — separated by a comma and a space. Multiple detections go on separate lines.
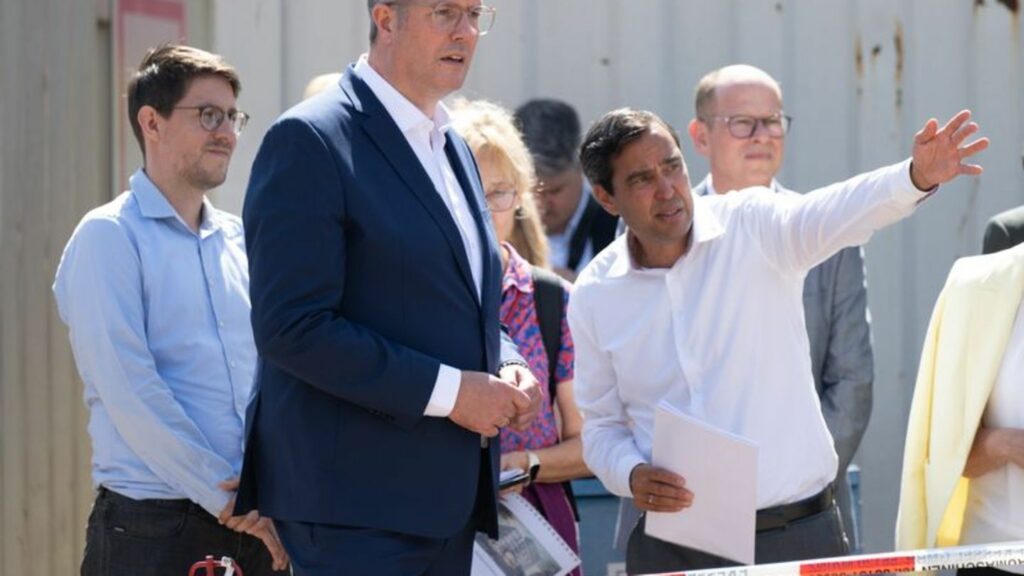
910, 110, 989, 191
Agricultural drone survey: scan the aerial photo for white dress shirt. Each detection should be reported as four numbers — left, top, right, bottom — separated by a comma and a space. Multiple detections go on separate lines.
569, 159, 925, 508
354, 56, 481, 416
961, 294, 1024, 573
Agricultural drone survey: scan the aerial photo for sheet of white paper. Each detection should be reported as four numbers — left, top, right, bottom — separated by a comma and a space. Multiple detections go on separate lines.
645, 402, 758, 565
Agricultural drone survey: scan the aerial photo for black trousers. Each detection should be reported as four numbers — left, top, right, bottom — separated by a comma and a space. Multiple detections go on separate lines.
81, 487, 279, 576
626, 502, 848, 574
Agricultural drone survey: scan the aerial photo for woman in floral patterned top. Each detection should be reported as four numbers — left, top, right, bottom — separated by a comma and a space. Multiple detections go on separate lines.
452, 99, 589, 573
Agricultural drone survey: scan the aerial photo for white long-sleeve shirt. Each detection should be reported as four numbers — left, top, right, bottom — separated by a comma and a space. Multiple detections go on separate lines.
569, 159, 926, 508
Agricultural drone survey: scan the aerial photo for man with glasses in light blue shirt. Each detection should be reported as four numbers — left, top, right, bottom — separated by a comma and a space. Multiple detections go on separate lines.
53, 44, 286, 575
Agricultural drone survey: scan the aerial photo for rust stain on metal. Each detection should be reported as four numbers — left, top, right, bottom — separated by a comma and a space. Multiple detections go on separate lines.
975, 0, 985, 7
854, 34, 863, 79
996, 0, 1019, 13
775, 2, 783, 13
871, 44, 882, 59
893, 20, 904, 84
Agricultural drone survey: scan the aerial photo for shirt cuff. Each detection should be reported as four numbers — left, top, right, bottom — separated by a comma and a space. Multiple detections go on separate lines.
424, 364, 461, 417
894, 158, 939, 207
611, 453, 649, 499
197, 486, 233, 519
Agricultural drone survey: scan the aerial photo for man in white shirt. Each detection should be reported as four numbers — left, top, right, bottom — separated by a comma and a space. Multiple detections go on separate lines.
569, 107, 986, 572
687, 64, 874, 547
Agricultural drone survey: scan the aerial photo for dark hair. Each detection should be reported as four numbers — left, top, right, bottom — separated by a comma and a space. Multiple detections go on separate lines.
580, 108, 681, 195
127, 44, 240, 158
513, 98, 582, 177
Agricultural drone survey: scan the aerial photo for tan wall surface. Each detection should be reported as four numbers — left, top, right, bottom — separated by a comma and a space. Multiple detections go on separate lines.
0, 0, 111, 574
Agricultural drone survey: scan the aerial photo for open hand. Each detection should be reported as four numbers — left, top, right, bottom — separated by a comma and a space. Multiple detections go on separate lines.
909, 109, 989, 190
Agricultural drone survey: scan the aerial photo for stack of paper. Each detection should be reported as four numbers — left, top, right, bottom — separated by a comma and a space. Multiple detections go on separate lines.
646, 402, 759, 565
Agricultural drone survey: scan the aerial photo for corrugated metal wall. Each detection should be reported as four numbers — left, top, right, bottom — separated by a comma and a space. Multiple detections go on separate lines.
2, 0, 1023, 570
0, 1, 111, 574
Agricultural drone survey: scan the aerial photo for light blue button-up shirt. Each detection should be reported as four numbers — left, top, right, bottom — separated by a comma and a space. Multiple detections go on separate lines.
53, 169, 255, 516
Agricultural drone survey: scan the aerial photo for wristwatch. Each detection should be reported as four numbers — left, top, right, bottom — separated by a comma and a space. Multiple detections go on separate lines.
526, 451, 541, 484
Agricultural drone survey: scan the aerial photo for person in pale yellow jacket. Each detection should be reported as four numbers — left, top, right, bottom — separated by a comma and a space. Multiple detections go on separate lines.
897, 242, 1024, 566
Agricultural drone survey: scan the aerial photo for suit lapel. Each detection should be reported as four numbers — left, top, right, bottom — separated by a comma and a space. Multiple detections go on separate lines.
445, 134, 499, 309
958, 249, 1024, 424
342, 69, 478, 304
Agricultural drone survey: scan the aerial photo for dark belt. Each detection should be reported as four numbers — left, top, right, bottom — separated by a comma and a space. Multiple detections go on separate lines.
756, 484, 834, 532
97, 486, 210, 518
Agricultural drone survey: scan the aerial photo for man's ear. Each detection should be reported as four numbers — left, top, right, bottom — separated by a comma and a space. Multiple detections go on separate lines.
591, 183, 620, 217
372, 2, 398, 42
688, 118, 711, 159
137, 105, 163, 146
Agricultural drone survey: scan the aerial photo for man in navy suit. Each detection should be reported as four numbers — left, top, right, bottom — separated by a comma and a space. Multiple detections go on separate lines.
237, 1, 540, 574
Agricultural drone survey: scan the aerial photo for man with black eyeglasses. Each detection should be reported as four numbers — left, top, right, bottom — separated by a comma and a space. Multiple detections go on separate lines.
53, 45, 287, 574
687, 64, 874, 551
237, 1, 542, 574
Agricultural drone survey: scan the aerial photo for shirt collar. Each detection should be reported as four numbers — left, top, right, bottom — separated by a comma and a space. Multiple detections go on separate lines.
129, 168, 221, 237
354, 54, 453, 137
604, 198, 724, 278
502, 242, 535, 294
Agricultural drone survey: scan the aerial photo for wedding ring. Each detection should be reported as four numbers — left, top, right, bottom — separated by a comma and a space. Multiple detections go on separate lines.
648, 494, 655, 505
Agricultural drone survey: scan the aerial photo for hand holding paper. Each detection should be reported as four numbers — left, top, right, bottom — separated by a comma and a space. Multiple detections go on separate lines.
646, 402, 759, 565
629, 463, 694, 513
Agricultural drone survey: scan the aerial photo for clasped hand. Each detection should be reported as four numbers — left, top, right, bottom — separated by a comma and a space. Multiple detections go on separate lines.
449, 366, 542, 437
217, 478, 289, 571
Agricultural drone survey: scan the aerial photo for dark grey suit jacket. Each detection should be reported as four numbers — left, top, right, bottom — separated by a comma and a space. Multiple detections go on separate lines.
983, 205, 1024, 254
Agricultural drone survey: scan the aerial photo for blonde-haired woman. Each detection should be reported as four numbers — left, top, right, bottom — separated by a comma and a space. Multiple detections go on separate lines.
452, 99, 588, 572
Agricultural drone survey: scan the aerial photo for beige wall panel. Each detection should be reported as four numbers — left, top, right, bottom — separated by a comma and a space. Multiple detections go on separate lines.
1, 0, 110, 572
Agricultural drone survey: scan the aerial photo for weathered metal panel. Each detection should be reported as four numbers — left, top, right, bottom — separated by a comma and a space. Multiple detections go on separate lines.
0, 0, 111, 573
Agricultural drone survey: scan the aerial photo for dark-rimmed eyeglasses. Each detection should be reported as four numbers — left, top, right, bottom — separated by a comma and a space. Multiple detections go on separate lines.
485, 189, 516, 212
386, 1, 496, 36
173, 105, 250, 136
703, 113, 792, 139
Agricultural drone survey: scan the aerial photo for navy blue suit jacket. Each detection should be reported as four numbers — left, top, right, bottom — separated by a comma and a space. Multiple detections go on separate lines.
236, 67, 508, 538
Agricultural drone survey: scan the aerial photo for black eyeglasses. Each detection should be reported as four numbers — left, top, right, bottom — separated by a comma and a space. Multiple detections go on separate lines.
173, 105, 250, 136
485, 189, 517, 212
386, 1, 496, 36
703, 113, 792, 139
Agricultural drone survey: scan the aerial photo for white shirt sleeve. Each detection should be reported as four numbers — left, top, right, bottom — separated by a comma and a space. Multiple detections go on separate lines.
568, 291, 647, 498
424, 364, 461, 417
748, 158, 929, 274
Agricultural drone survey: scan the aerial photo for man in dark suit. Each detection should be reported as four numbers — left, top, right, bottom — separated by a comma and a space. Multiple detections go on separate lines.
515, 98, 619, 281
237, 2, 540, 574
983, 205, 1024, 254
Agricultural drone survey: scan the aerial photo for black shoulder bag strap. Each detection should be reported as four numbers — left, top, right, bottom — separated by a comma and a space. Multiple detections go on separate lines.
530, 266, 580, 520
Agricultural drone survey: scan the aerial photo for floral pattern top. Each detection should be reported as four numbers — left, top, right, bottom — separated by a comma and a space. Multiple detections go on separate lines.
498, 243, 575, 454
